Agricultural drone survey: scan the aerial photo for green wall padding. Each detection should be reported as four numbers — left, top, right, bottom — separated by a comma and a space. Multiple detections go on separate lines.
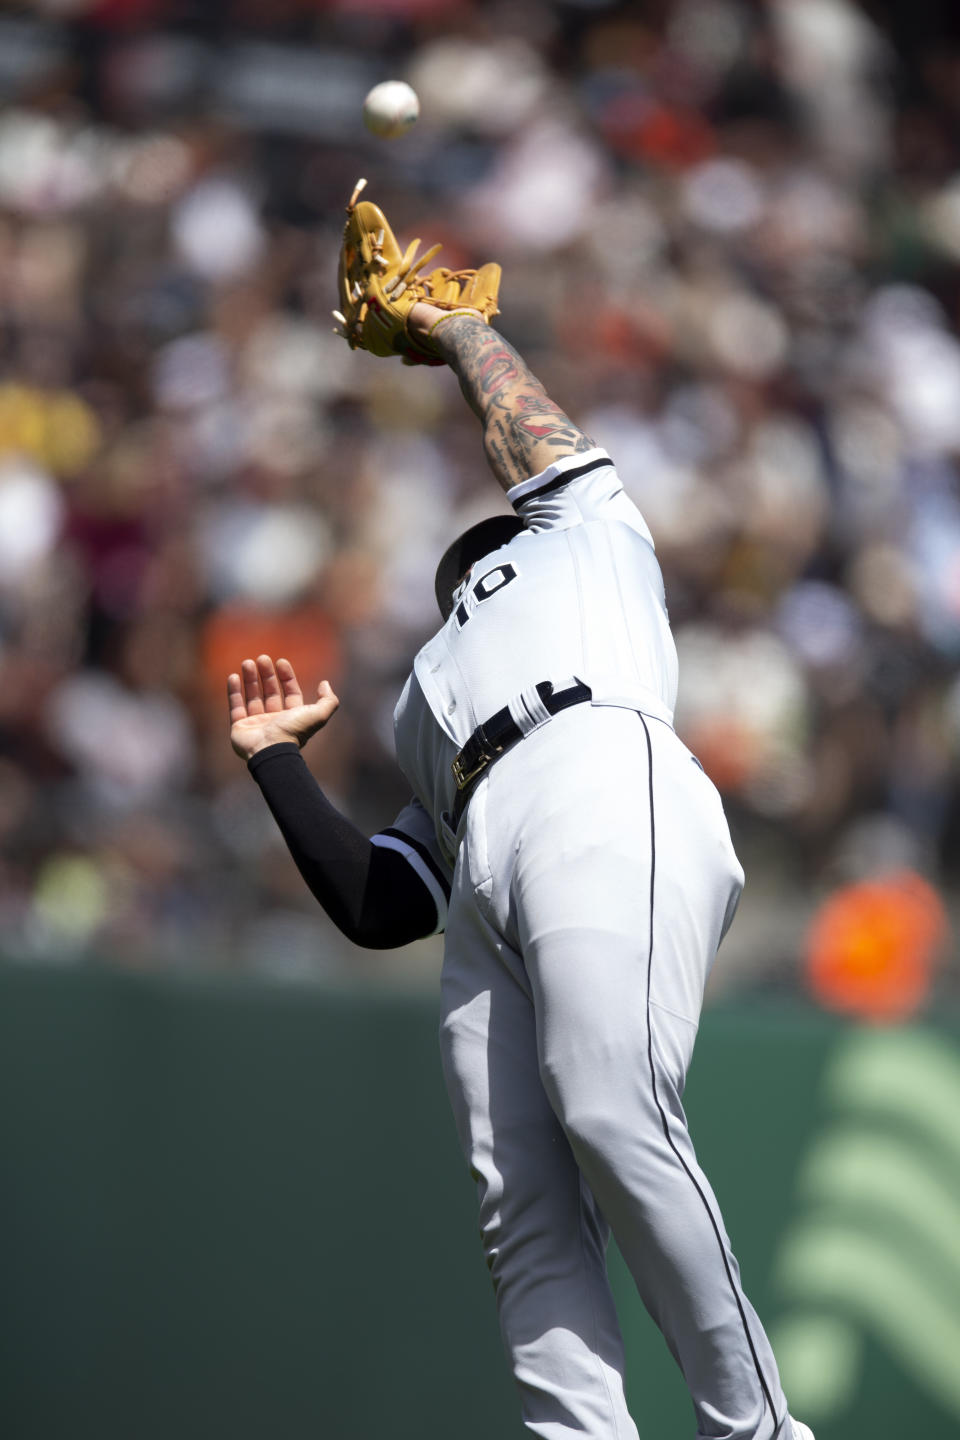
0, 966, 957, 1440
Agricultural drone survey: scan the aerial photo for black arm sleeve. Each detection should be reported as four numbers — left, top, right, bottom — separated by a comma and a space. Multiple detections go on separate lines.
247, 743, 439, 949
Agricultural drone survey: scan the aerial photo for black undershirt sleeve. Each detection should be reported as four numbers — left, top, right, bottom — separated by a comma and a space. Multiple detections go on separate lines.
247, 743, 439, 950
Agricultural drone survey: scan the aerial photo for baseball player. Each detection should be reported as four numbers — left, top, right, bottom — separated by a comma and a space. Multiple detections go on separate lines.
227, 186, 814, 1440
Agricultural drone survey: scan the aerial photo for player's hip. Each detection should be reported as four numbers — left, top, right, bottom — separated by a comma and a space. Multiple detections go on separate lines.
458, 702, 742, 895
445, 703, 744, 1026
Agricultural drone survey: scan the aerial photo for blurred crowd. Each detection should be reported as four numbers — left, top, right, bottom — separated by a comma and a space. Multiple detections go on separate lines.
0, 0, 957, 1001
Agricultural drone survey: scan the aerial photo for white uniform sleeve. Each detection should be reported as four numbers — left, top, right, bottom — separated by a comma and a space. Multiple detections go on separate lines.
371, 797, 452, 935
506, 448, 656, 547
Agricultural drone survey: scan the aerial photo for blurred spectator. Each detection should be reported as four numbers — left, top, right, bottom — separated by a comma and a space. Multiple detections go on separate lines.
0, 0, 956, 1005
804, 871, 949, 1022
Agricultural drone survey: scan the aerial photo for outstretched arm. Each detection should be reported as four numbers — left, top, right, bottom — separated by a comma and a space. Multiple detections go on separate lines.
408, 304, 596, 493
229, 656, 442, 948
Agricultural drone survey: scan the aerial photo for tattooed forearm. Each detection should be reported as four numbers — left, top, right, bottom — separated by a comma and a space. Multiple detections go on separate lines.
427, 315, 596, 491
474, 346, 521, 404
430, 317, 525, 416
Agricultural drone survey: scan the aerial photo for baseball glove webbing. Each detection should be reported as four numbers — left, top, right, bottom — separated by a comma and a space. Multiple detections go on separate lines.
334, 178, 502, 365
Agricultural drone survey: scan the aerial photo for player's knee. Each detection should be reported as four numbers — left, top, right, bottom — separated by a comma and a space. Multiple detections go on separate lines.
547, 1084, 656, 1170
541, 1042, 649, 1118
558, 1101, 620, 1164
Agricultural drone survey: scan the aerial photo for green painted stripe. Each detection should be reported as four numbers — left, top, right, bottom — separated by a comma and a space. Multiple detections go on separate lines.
797, 1128, 960, 1277
776, 1218, 960, 1418
824, 1030, 960, 1170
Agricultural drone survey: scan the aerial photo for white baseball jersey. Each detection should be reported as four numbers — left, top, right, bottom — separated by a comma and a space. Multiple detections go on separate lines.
393, 448, 679, 856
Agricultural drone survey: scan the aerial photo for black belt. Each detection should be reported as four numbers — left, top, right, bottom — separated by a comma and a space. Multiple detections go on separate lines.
451, 680, 592, 826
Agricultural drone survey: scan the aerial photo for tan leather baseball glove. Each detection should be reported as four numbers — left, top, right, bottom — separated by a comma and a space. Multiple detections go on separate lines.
333, 179, 501, 366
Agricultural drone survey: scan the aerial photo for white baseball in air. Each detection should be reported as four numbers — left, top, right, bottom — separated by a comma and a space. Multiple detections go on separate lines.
362, 80, 420, 139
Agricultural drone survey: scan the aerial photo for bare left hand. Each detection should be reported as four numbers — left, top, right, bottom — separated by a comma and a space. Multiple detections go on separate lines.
228, 655, 339, 761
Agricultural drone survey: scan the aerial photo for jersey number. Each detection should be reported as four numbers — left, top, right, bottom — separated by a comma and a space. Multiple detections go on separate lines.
454, 563, 518, 628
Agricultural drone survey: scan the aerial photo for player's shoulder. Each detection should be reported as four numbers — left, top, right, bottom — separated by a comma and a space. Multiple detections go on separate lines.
506, 448, 617, 512
507, 449, 655, 548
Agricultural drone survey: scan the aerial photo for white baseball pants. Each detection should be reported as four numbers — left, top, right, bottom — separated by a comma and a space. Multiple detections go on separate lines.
438, 705, 791, 1439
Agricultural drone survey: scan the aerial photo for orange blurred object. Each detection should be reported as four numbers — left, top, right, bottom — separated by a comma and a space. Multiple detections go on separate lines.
804, 871, 949, 1023
201, 602, 341, 697
681, 718, 755, 793
601, 97, 715, 168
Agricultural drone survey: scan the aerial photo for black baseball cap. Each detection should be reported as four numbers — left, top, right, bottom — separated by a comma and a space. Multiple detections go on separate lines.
434, 515, 526, 620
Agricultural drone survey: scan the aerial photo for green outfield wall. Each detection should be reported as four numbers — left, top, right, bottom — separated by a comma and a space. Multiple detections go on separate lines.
0, 965, 957, 1440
